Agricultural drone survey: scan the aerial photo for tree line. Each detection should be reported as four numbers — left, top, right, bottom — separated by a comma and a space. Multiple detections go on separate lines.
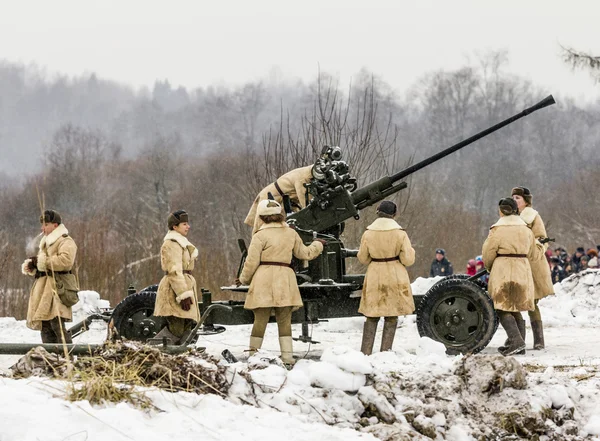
1, 51, 599, 319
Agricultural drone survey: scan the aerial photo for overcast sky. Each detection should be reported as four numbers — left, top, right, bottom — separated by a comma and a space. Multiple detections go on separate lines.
0, 0, 598, 102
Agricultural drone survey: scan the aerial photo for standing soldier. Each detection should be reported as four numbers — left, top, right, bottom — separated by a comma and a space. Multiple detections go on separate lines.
357, 200, 415, 355
482, 198, 541, 356
21, 209, 79, 344
237, 199, 324, 365
245, 165, 313, 234
151, 210, 200, 344
512, 187, 554, 350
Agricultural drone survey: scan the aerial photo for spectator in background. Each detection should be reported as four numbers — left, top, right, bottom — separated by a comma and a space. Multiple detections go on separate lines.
544, 249, 553, 267
430, 248, 453, 277
580, 255, 590, 272
466, 259, 477, 276
588, 249, 599, 269
475, 255, 489, 284
550, 256, 566, 284
564, 258, 574, 276
554, 247, 568, 266
572, 247, 585, 273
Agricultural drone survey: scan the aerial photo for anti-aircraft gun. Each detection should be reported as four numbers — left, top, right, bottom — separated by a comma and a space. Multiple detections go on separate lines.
223, 94, 557, 354
0, 95, 555, 357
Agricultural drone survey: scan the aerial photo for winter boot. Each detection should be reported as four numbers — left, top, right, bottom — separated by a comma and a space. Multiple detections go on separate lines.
499, 313, 526, 355
279, 336, 295, 366
531, 320, 545, 350
497, 312, 526, 356
148, 326, 180, 345
360, 318, 378, 355
248, 336, 264, 356
380, 317, 398, 352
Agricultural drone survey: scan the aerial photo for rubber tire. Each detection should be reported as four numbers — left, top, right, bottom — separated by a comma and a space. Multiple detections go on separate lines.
111, 290, 166, 342
430, 274, 487, 290
416, 278, 497, 355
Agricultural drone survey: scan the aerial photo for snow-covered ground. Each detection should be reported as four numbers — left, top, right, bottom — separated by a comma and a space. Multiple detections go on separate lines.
1, 270, 600, 440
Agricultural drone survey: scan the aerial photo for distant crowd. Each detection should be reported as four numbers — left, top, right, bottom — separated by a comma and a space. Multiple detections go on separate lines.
547, 246, 599, 282
431, 245, 600, 285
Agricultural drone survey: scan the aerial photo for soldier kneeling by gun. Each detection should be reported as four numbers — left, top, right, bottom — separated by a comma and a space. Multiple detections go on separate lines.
236, 199, 324, 365
357, 201, 416, 355
244, 165, 313, 235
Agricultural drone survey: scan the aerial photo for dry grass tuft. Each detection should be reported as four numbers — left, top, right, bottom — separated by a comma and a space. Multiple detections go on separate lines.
11, 341, 230, 409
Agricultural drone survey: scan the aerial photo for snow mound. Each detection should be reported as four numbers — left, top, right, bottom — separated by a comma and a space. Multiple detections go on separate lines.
539, 269, 600, 327
72, 290, 111, 322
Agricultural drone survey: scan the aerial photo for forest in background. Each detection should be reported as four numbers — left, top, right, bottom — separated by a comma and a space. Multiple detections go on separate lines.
1, 50, 599, 319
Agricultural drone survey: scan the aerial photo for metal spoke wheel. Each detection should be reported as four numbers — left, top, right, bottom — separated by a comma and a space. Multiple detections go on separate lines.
416, 278, 497, 354
110, 291, 167, 342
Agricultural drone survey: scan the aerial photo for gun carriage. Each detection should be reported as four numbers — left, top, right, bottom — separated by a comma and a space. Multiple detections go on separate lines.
0, 96, 555, 356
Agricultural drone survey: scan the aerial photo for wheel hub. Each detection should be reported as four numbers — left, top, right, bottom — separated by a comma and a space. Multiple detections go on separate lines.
446, 309, 464, 327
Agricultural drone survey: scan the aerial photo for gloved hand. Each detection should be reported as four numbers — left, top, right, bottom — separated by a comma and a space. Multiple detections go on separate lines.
234, 278, 242, 287
27, 256, 38, 272
180, 297, 193, 311
314, 239, 327, 246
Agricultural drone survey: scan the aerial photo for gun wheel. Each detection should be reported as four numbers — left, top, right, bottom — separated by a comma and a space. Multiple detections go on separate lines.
430, 273, 487, 290
416, 278, 497, 354
110, 289, 166, 342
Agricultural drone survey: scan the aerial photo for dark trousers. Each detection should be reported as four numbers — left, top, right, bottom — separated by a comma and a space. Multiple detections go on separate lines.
40, 317, 72, 344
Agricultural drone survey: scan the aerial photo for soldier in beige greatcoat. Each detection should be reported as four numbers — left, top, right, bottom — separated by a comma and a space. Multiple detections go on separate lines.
357, 200, 415, 355
21, 209, 78, 343
482, 198, 542, 356
244, 165, 313, 234
512, 186, 554, 350
151, 210, 200, 344
238, 199, 323, 364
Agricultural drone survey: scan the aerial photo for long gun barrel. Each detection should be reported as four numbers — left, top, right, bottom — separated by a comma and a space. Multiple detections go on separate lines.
289, 95, 556, 233
351, 95, 555, 210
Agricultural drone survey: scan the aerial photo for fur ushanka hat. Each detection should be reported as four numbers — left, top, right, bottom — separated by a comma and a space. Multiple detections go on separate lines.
511, 187, 532, 206
168, 210, 189, 230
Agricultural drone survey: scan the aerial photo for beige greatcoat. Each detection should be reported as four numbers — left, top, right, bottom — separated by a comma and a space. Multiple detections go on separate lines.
482, 215, 542, 312
24, 224, 76, 330
244, 165, 313, 234
240, 222, 323, 310
357, 218, 416, 317
153, 230, 200, 322
520, 207, 555, 300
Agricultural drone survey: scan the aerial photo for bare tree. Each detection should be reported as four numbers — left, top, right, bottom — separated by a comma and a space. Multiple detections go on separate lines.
561, 45, 600, 83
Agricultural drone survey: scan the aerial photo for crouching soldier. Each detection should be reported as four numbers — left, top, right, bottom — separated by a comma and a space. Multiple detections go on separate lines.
237, 199, 324, 365
21, 209, 79, 344
357, 200, 415, 355
244, 165, 314, 234
152, 210, 200, 344
482, 198, 542, 356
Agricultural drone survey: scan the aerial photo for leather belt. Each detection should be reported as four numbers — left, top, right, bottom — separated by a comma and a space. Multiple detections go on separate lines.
496, 254, 527, 258
371, 257, 400, 262
260, 261, 292, 268
35, 270, 72, 279
273, 180, 285, 197
164, 270, 193, 275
